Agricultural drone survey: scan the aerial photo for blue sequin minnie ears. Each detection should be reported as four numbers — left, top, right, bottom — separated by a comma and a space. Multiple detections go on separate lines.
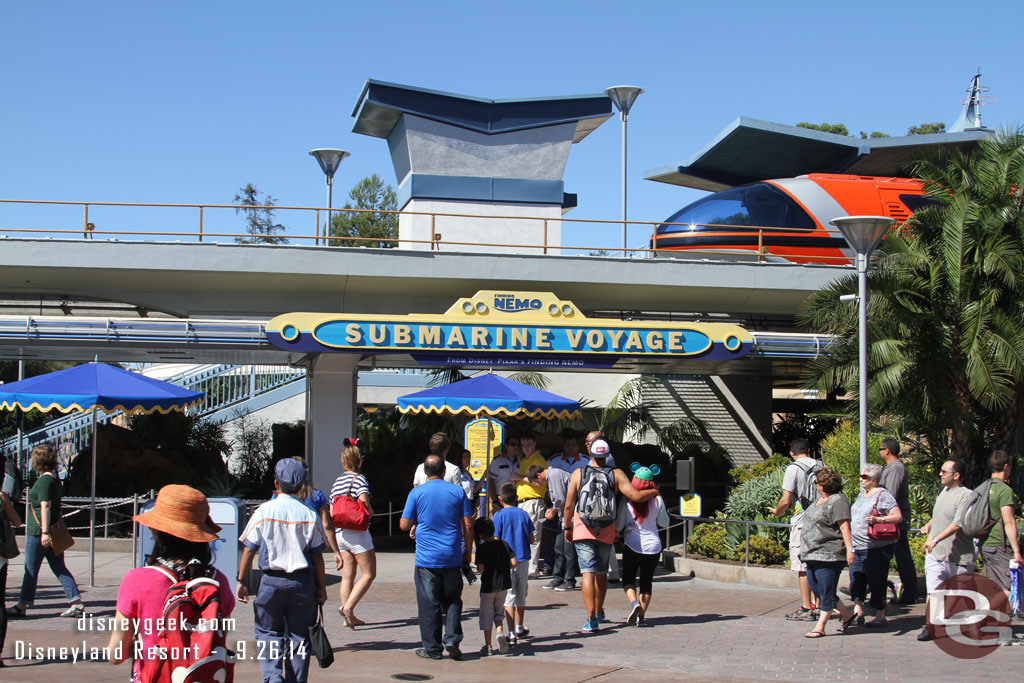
630, 462, 661, 481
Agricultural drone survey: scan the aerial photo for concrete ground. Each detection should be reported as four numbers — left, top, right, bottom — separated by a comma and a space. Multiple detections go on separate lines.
2, 548, 1022, 682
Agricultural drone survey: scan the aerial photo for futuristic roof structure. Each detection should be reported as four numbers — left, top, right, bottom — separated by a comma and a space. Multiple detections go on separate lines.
352, 79, 613, 142
645, 117, 993, 192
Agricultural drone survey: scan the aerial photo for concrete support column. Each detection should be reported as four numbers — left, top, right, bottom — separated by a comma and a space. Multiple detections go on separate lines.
306, 353, 360, 491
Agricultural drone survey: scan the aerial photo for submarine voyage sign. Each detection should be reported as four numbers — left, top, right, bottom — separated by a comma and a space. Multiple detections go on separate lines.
267, 291, 753, 366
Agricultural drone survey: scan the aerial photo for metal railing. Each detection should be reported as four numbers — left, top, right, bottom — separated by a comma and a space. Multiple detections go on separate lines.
0, 198, 856, 263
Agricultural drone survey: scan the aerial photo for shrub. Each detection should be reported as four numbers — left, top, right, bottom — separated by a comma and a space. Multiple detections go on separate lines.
820, 421, 884, 502
688, 522, 730, 560
723, 468, 790, 545
729, 453, 790, 485
734, 535, 788, 566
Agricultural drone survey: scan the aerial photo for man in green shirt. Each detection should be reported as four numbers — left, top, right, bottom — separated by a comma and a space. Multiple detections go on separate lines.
980, 449, 1023, 597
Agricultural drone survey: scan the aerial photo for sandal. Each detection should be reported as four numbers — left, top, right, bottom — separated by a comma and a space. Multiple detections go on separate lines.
60, 604, 86, 618
6, 604, 27, 618
836, 613, 857, 633
804, 630, 825, 638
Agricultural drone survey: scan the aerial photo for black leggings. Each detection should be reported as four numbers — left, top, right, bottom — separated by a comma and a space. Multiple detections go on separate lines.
621, 545, 659, 595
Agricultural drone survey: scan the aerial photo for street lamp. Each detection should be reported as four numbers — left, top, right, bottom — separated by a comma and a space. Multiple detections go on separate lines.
830, 215, 895, 471
605, 86, 644, 256
309, 148, 350, 245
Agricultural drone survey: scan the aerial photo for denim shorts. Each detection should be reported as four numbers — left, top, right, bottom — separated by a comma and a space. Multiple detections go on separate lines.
574, 539, 612, 574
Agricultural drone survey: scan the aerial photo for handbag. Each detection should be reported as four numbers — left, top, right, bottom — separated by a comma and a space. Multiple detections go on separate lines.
308, 605, 334, 668
867, 497, 900, 542
331, 475, 371, 531
0, 514, 19, 559
31, 505, 75, 555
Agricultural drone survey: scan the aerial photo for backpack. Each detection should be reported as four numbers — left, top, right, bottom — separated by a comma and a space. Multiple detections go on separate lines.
2, 456, 23, 506
793, 458, 822, 511
139, 566, 235, 683
576, 466, 616, 529
959, 479, 999, 539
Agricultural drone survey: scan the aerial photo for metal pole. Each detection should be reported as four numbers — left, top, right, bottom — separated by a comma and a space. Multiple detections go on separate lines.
89, 407, 97, 587
388, 501, 393, 537
857, 252, 869, 472
744, 522, 750, 568
325, 177, 334, 241
620, 111, 628, 255
132, 493, 138, 569
15, 360, 24, 474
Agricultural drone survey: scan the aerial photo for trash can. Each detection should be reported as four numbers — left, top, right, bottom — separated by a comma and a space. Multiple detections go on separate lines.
137, 497, 247, 584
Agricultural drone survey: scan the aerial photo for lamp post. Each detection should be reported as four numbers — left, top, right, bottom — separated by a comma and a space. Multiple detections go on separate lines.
830, 215, 895, 471
605, 86, 643, 256
309, 148, 350, 245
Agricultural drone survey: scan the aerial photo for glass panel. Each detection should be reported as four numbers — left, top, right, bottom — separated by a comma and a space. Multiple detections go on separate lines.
658, 183, 815, 233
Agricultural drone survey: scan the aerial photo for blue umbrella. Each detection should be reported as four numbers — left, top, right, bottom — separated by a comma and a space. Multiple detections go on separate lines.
0, 363, 204, 585
397, 373, 581, 420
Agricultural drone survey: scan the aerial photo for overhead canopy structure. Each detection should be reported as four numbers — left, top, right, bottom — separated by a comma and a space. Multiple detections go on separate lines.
645, 117, 993, 192
397, 373, 582, 420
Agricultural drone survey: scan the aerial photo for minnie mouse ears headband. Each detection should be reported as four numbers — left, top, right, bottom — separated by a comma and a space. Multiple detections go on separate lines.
343, 437, 362, 448
630, 462, 661, 480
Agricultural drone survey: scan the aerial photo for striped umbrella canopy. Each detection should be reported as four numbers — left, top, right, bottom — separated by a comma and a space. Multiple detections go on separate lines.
397, 373, 581, 420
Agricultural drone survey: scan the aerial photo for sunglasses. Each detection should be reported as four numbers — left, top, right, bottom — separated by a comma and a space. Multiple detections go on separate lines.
859, 474, 871, 479
343, 437, 362, 448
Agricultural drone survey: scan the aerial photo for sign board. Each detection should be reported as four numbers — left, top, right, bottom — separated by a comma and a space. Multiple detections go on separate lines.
464, 417, 503, 480
676, 457, 695, 490
680, 493, 702, 518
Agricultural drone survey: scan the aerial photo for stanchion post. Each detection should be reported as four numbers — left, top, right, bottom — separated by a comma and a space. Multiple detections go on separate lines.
132, 493, 138, 569
744, 523, 750, 567
388, 501, 393, 537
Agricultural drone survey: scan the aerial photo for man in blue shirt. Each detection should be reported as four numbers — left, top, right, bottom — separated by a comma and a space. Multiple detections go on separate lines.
400, 450, 474, 661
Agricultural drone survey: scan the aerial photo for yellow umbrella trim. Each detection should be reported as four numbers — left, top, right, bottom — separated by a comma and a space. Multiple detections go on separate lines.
0, 398, 204, 415
398, 404, 580, 420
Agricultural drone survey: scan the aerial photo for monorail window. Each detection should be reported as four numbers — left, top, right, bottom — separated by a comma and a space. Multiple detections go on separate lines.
659, 183, 815, 232
899, 193, 941, 212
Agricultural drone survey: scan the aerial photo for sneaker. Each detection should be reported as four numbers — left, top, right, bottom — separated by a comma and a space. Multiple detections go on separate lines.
543, 579, 564, 590
496, 632, 509, 654
415, 648, 442, 660
636, 613, 650, 627
445, 645, 462, 660
627, 601, 642, 626
555, 581, 576, 592
506, 632, 517, 646
785, 607, 818, 622
917, 627, 933, 642
515, 626, 529, 638
583, 618, 599, 632
478, 645, 494, 657
596, 610, 609, 623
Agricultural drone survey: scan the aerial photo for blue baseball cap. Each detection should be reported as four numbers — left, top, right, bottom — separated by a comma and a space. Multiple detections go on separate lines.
275, 458, 306, 493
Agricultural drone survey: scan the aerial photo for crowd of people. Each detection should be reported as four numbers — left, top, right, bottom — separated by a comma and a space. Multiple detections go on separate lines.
0, 431, 1021, 675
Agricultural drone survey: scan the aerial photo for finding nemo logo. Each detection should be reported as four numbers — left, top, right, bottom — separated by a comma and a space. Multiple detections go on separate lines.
266, 291, 753, 362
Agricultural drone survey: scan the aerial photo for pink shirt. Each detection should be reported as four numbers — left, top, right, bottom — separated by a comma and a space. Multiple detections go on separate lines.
115, 566, 235, 677
572, 510, 616, 543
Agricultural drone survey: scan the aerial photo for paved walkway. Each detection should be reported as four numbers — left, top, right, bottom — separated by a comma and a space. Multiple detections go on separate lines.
2, 548, 1022, 681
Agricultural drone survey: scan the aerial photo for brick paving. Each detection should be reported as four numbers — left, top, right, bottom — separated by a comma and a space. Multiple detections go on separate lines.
2, 548, 1022, 681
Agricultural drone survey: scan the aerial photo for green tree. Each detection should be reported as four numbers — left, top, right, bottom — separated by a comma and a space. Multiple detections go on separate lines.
234, 183, 288, 244
328, 174, 398, 248
799, 129, 1024, 476
0, 361, 78, 440
859, 131, 891, 139
907, 122, 946, 135
796, 122, 850, 136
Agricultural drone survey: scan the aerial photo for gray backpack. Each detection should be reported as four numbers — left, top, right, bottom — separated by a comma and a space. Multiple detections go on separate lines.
959, 479, 998, 539
793, 458, 823, 510
577, 466, 616, 529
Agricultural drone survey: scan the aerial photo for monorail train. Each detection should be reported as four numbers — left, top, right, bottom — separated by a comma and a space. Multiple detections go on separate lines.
652, 174, 928, 264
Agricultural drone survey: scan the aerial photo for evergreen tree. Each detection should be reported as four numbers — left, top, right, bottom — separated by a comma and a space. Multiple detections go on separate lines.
328, 174, 398, 248
234, 183, 288, 244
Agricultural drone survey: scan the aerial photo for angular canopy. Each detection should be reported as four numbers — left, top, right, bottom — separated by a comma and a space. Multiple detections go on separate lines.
0, 362, 203, 414
397, 374, 581, 420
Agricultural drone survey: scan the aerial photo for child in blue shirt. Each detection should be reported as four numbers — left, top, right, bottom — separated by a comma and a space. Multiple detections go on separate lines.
493, 483, 535, 643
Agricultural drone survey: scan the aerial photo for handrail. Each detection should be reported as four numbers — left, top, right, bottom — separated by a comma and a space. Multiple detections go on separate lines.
0, 198, 857, 263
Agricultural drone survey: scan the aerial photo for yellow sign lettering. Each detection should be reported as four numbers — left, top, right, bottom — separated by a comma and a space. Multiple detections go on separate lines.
646, 331, 664, 351
345, 324, 363, 344
586, 330, 604, 349
566, 329, 585, 350
419, 326, 441, 346
536, 328, 552, 349
447, 327, 466, 347
510, 328, 529, 349
624, 331, 644, 351
471, 327, 489, 347
668, 331, 685, 352
394, 325, 412, 345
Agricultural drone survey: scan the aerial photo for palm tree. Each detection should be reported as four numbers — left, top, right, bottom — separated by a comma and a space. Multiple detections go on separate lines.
799, 128, 1024, 475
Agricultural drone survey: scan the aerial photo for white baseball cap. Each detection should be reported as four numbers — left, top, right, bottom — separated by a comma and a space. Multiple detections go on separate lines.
590, 439, 611, 458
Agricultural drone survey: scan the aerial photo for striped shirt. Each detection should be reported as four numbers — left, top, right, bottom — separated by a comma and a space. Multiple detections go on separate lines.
331, 472, 370, 501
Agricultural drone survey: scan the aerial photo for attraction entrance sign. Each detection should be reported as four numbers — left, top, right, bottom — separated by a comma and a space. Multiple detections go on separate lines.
266, 291, 753, 368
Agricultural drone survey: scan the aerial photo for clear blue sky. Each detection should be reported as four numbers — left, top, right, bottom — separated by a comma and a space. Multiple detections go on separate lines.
1, 1, 1019, 250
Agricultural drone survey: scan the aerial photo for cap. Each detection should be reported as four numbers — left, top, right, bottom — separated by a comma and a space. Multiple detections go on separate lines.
275, 458, 307, 493
590, 439, 610, 458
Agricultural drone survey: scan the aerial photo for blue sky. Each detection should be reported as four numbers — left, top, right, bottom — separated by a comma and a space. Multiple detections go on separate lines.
1, 1, 1019, 251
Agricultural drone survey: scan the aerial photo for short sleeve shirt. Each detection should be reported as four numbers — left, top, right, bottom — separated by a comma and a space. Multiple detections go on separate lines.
239, 494, 326, 572
27, 473, 61, 536
487, 456, 516, 491
476, 539, 513, 593
799, 494, 852, 563
548, 453, 586, 474
983, 479, 1015, 547
331, 472, 370, 501
516, 452, 548, 500
493, 505, 535, 562
782, 458, 821, 522
930, 486, 974, 565
402, 479, 473, 568
850, 488, 899, 550
413, 460, 462, 487
879, 460, 911, 529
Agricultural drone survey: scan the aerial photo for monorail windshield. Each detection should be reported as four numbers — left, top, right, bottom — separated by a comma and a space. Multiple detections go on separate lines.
657, 183, 816, 233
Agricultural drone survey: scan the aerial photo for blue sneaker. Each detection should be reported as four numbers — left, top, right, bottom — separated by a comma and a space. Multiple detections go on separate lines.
596, 610, 609, 623
583, 618, 599, 632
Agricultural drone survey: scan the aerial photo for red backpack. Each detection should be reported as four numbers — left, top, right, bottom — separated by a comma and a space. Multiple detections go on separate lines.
139, 566, 235, 683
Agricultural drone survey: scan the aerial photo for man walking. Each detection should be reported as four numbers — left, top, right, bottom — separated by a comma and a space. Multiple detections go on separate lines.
980, 450, 1023, 599
563, 439, 657, 631
237, 459, 328, 683
878, 437, 918, 603
917, 458, 974, 642
400, 454, 474, 660
544, 458, 578, 592
769, 438, 822, 622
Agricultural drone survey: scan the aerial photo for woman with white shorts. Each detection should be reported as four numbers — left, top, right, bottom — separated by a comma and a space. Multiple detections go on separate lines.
330, 439, 376, 628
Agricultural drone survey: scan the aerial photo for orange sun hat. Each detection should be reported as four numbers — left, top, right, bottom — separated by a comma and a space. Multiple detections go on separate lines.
134, 484, 221, 542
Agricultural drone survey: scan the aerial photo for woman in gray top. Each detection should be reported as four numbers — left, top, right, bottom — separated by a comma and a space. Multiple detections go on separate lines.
849, 463, 902, 627
798, 467, 856, 638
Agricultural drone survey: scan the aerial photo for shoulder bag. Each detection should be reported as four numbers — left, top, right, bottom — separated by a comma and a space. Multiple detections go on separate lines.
331, 475, 371, 531
31, 505, 75, 555
867, 492, 899, 542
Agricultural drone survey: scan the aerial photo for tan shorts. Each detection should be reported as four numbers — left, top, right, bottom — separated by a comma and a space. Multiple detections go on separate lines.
789, 523, 806, 572
479, 590, 507, 630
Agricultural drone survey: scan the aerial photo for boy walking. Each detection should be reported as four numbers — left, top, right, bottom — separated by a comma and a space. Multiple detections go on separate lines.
474, 517, 515, 655
493, 483, 534, 645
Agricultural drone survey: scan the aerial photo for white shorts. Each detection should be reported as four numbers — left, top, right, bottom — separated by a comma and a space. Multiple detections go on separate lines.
479, 590, 507, 630
789, 523, 806, 572
504, 563, 529, 607
336, 528, 374, 554
924, 552, 969, 594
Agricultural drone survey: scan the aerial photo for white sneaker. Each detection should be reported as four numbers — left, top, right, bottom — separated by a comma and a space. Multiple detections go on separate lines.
496, 632, 509, 654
